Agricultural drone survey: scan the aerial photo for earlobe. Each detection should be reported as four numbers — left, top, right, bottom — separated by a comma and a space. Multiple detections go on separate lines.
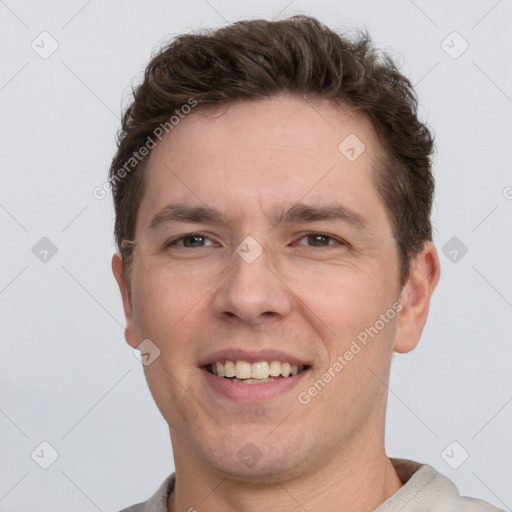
393, 242, 441, 354
111, 252, 138, 349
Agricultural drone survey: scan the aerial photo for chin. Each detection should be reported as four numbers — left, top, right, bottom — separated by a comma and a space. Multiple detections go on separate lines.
199, 434, 315, 484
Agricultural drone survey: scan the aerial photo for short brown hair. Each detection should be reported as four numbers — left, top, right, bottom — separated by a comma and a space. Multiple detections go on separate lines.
110, 15, 435, 287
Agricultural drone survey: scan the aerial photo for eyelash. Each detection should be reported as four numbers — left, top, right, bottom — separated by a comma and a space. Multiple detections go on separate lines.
164, 232, 348, 250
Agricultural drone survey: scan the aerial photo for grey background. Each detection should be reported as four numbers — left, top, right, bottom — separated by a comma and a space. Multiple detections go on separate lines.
1, 0, 511, 510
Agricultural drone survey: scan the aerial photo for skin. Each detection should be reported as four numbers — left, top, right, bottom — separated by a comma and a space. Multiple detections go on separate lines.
112, 95, 440, 512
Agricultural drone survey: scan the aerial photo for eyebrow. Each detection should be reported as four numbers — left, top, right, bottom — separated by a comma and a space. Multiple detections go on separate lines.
146, 202, 370, 233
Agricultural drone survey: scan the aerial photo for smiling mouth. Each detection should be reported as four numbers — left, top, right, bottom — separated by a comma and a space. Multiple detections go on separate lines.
205, 360, 309, 384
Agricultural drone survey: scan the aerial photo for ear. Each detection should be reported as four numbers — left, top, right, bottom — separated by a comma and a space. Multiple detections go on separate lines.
394, 241, 441, 354
112, 252, 139, 349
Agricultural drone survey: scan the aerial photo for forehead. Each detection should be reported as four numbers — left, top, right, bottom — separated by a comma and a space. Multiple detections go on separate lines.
136, 95, 390, 235
162, 95, 379, 168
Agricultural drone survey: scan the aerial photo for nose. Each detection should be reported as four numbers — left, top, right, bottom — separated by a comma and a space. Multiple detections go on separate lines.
212, 240, 292, 326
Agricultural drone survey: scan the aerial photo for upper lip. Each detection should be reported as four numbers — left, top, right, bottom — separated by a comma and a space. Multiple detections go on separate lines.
198, 349, 311, 367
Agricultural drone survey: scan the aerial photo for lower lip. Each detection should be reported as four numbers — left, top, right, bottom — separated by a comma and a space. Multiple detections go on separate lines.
201, 367, 309, 402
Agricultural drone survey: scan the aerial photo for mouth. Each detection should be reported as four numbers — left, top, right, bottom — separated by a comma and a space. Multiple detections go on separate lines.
199, 350, 312, 401
204, 360, 310, 384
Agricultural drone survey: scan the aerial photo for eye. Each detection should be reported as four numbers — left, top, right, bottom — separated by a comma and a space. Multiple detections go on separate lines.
165, 232, 219, 248
294, 233, 347, 248
163, 232, 347, 250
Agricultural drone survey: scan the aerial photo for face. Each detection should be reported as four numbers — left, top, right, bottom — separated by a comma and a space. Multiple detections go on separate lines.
113, 95, 438, 482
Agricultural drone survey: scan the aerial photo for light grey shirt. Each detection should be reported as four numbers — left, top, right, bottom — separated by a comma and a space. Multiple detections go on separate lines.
118, 458, 503, 511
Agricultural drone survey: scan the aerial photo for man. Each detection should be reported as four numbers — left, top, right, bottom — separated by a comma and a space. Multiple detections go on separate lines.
110, 15, 501, 512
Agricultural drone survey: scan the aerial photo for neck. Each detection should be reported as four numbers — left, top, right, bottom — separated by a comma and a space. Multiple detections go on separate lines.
167, 428, 403, 512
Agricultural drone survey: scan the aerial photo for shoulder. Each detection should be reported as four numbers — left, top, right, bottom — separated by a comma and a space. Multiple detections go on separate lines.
118, 504, 145, 512
116, 473, 175, 512
380, 458, 504, 512
428, 470, 504, 512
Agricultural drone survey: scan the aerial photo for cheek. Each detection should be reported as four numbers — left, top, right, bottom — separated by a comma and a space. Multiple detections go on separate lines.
287, 264, 390, 333
130, 264, 206, 353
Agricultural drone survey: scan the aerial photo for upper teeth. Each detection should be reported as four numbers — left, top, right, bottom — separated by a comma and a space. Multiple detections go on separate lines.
211, 360, 304, 379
